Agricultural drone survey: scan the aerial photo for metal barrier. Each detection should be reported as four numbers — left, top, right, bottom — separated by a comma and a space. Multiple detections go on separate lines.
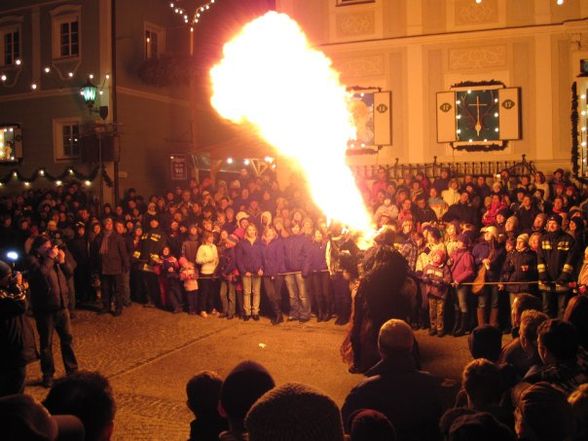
351, 154, 536, 181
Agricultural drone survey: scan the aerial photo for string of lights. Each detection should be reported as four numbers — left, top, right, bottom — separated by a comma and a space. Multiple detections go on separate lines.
0, 61, 110, 97
0, 166, 113, 188
168, 0, 218, 30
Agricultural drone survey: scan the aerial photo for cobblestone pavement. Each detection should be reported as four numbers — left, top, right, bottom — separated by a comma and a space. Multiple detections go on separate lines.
23, 305, 473, 440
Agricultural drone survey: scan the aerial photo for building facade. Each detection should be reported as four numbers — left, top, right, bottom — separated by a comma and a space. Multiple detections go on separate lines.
0, 0, 194, 199
274, 0, 588, 175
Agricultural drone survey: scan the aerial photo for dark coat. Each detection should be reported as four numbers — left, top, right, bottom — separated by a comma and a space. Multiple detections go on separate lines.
0, 285, 37, 368
235, 238, 263, 275
218, 246, 238, 281
450, 248, 476, 284
262, 238, 286, 277
472, 241, 506, 282
97, 232, 129, 275
443, 202, 477, 226
537, 230, 578, 288
303, 241, 328, 276
27, 255, 73, 312
284, 234, 311, 272
500, 248, 538, 293
342, 356, 444, 441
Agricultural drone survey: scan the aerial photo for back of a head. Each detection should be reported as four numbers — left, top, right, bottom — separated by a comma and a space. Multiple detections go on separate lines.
449, 412, 515, 441
468, 325, 502, 362
568, 383, 588, 441
537, 319, 579, 362
378, 319, 415, 358
519, 310, 549, 348
462, 359, 503, 408
220, 360, 275, 421
563, 295, 588, 349
516, 382, 574, 441
349, 409, 397, 441
513, 294, 542, 325
0, 394, 85, 441
186, 371, 223, 415
246, 382, 344, 441
43, 371, 115, 441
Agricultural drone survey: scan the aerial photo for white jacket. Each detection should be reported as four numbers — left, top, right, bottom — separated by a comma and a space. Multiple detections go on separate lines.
196, 243, 219, 275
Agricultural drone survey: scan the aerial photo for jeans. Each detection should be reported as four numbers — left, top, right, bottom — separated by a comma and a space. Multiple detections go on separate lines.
478, 285, 499, 309
542, 290, 569, 318
242, 275, 261, 317
456, 285, 470, 313
263, 275, 284, 318
284, 272, 311, 320
34, 309, 78, 378
220, 280, 237, 316
308, 272, 330, 315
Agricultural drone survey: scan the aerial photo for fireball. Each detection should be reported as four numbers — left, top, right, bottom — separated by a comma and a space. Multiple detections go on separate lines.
210, 11, 374, 235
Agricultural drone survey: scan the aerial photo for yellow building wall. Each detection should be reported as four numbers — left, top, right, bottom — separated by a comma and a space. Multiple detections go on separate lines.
276, 0, 588, 173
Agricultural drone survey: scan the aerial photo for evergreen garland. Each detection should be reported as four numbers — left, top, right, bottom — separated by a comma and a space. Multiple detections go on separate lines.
571, 82, 579, 177
0, 166, 113, 187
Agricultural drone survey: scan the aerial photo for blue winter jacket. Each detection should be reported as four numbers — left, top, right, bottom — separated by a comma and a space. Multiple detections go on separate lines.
235, 239, 264, 275
303, 241, 328, 276
263, 238, 286, 277
284, 234, 311, 272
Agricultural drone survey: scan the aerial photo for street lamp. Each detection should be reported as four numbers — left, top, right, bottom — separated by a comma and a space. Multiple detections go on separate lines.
80, 78, 108, 215
80, 79, 97, 108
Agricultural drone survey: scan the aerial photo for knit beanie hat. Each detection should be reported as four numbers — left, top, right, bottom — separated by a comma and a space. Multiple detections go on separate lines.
349, 409, 397, 441
516, 233, 529, 244
246, 383, 344, 441
220, 361, 275, 420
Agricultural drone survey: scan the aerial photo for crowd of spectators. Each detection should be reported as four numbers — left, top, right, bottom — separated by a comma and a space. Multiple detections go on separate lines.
2, 165, 588, 439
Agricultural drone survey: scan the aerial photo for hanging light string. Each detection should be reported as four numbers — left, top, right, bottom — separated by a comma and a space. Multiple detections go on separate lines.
0, 166, 113, 188
169, 0, 218, 28
0, 61, 110, 95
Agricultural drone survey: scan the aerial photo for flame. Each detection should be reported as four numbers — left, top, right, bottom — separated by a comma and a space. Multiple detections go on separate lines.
210, 11, 374, 235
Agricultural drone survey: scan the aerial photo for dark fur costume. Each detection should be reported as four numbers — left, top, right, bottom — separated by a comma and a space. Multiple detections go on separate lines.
341, 245, 417, 373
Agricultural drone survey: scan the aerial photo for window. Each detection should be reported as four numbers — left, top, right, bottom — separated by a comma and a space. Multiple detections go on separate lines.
50, 5, 82, 60
59, 20, 79, 57
0, 26, 20, 66
53, 118, 81, 160
144, 23, 165, 60
145, 29, 159, 59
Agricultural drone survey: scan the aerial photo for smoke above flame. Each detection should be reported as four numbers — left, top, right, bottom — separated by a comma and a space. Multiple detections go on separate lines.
210, 11, 373, 234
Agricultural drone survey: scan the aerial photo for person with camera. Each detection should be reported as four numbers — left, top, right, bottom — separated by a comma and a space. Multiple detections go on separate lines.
27, 235, 78, 388
0, 259, 37, 396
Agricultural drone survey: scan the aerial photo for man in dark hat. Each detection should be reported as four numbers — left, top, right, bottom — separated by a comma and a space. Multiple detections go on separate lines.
536, 214, 578, 318
27, 236, 78, 388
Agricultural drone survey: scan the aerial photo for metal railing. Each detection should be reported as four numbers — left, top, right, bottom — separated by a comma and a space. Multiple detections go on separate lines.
351, 154, 536, 181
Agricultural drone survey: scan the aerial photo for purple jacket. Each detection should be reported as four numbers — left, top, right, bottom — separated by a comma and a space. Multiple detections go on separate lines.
303, 241, 328, 276
263, 238, 286, 277
284, 234, 311, 272
235, 239, 264, 275
450, 249, 475, 284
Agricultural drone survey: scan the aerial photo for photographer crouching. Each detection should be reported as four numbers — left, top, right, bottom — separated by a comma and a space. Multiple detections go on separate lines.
27, 236, 78, 388
0, 259, 37, 396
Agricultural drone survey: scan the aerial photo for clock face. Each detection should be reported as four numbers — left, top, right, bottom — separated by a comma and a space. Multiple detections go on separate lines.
455, 89, 500, 142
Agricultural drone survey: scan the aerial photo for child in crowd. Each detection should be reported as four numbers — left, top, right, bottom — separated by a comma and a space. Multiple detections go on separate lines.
161, 246, 183, 313
422, 249, 451, 337
179, 257, 199, 315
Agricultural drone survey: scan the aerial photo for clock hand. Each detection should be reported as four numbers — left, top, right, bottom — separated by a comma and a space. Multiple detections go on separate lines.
475, 96, 482, 136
